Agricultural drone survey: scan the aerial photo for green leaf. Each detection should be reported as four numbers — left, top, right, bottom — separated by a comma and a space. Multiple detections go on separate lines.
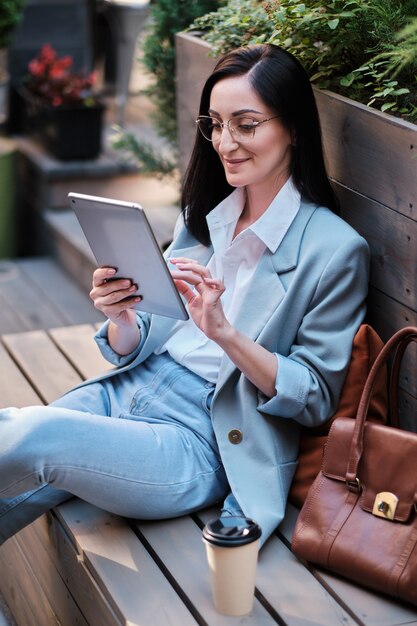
327, 19, 339, 30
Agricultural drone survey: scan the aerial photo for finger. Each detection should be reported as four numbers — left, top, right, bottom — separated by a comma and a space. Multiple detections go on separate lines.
201, 277, 226, 292
94, 294, 142, 314
173, 279, 196, 303
92, 266, 117, 287
170, 260, 212, 279
169, 257, 198, 264
90, 281, 138, 304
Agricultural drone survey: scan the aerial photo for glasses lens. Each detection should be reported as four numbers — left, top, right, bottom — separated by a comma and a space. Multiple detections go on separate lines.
197, 117, 216, 141
230, 117, 257, 140
196, 116, 259, 142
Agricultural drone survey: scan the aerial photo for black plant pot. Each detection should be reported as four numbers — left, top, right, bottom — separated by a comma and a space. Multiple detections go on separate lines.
20, 89, 105, 161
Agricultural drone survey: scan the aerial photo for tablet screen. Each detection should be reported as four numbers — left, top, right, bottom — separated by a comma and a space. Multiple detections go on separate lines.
69, 192, 188, 320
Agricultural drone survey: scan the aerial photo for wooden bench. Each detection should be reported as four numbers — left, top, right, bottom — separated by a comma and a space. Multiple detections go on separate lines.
1, 323, 417, 625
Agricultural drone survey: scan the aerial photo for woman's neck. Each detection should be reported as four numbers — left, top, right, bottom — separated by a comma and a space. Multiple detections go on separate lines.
234, 176, 289, 237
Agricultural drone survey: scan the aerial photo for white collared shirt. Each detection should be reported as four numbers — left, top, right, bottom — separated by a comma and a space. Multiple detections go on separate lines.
155, 178, 301, 382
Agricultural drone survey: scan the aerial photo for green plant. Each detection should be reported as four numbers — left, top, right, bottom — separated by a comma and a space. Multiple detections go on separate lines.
110, 126, 176, 177
0, 0, 24, 48
190, 0, 417, 121
189, 0, 274, 57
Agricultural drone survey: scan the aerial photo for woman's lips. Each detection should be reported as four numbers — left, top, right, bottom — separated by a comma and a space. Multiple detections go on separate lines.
224, 157, 249, 170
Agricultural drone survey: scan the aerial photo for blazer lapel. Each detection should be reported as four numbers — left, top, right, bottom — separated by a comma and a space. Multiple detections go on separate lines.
216, 200, 317, 390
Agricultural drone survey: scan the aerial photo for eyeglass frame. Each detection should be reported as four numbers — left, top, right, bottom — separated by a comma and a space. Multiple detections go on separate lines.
195, 114, 281, 142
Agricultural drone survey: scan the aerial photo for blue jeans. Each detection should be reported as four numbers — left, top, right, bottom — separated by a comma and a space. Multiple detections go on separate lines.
0, 352, 229, 543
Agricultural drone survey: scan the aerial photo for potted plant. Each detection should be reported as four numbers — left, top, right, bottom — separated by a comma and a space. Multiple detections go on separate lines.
0, 0, 24, 123
19, 43, 105, 160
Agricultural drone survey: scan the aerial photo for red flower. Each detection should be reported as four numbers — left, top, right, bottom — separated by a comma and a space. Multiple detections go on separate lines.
25, 44, 98, 107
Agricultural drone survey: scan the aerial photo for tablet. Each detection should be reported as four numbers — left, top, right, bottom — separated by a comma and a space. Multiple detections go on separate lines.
69, 192, 188, 320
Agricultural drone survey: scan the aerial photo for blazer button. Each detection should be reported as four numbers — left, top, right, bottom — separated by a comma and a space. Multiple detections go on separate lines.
228, 429, 243, 444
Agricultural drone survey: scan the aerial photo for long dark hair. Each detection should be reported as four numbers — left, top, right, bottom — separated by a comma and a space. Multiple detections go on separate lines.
181, 44, 339, 245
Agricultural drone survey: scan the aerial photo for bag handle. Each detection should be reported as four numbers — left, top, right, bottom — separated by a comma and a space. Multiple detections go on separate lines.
345, 326, 417, 489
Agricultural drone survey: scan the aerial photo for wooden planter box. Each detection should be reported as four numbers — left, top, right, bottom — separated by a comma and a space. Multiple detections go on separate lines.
175, 31, 417, 429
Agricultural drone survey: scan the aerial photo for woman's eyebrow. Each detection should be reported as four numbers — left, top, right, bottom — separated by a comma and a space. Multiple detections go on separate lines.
208, 108, 264, 116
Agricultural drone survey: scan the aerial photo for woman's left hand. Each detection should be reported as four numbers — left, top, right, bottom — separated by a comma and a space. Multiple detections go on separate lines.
169, 257, 230, 341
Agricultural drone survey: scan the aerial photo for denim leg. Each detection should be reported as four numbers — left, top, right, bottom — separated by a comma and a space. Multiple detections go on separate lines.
0, 381, 111, 543
0, 354, 228, 543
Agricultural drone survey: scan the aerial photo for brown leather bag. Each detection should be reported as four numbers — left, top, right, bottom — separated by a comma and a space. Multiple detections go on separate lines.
289, 323, 388, 508
291, 326, 417, 607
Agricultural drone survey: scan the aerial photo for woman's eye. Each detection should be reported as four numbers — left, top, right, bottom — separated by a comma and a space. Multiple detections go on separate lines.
238, 120, 257, 133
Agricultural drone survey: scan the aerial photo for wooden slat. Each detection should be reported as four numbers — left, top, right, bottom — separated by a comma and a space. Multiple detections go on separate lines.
0, 341, 42, 408
16, 257, 104, 326
398, 387, 417, 433
49, 324, 114, 380
196, 509, 357, 626
12, 521, 89, 626
280, 504, 417, 626
56, 500, 199, 626
0, 263, 69, 331
0, 293, 29, 334
2, 330, 82, 404
336, 183, 417, 312
315, 88, 417, 219
0, 534, 60, 626
31, 513, 123, 626
135, 515, 278, 625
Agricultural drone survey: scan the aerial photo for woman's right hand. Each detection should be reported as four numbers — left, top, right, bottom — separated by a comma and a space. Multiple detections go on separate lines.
90, 267, 141, 328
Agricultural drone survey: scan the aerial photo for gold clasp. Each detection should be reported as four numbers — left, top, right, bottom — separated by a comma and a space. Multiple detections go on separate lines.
372, 492, 398, 520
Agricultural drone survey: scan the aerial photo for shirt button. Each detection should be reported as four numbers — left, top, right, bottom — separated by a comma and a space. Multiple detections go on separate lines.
228, 429, 243, 444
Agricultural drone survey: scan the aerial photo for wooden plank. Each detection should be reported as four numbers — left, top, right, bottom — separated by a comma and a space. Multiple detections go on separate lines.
16, 257, 104, 326
196, 509, 357, 626
0, 293, 29, 334
280, 504, 417, 626
56, 500, 199, 626
398, 387, 417, 433
365, 289, 417, 430
0, 341, 42, 408
315, 88, 417, 219
366, 287, 417, 343
12, 520, 89, 626
0, 534, 60, 626
336, 183, 417, 312
0, 263, 69, 331
49, 324, 114, 380
29, 513, 122, 626
135, 515, 279, 625
2, 330, 82, 404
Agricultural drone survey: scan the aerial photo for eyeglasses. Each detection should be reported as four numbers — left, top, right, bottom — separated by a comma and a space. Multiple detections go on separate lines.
196, 115, 280, 143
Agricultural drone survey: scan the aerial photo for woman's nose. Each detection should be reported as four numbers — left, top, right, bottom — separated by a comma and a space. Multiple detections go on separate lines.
217, 126, 238, 152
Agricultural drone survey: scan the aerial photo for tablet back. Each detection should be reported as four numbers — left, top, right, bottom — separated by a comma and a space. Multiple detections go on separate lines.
69, 193, 188, 320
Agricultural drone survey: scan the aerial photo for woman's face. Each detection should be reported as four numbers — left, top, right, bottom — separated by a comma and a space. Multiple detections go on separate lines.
208, 74, 293, 194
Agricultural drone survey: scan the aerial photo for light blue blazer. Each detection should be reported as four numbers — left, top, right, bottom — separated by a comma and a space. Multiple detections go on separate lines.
90, 199, 370, 545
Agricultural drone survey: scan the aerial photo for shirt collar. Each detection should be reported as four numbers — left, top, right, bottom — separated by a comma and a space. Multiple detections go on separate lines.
206, 178, 301, 253
250, 178, 301, 253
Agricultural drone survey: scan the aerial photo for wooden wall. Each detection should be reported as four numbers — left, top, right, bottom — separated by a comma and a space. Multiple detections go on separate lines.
175, 32, 417, 429
315, 89, 417, 429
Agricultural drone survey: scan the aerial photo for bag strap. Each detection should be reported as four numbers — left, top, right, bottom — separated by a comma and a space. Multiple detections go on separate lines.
345, 326, 417, 489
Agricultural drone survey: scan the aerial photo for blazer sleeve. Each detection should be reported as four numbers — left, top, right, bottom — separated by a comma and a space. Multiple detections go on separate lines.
259, 234, 370, 427
94, 312, 152, 367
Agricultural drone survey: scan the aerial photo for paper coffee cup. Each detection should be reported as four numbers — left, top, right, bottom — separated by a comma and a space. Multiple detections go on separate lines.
202, 516, 262, 616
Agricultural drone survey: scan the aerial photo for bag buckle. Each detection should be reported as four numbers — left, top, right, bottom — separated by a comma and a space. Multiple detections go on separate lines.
346, 477, 361, 493
372, 492, 398, 520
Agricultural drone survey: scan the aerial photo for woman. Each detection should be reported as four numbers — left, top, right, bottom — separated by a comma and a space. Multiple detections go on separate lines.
0, 44, 369, 546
